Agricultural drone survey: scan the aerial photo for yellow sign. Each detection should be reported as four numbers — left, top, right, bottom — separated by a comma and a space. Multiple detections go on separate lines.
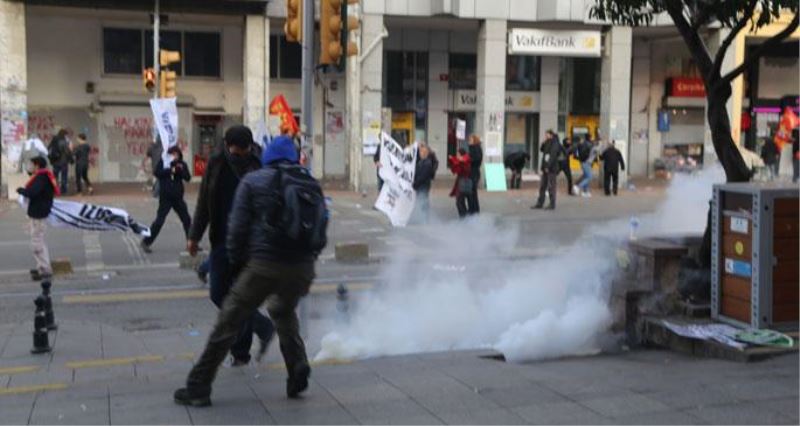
735, 241, 745, 256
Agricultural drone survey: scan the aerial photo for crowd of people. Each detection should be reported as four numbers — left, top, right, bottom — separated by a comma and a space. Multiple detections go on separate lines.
22, 128, 96, 197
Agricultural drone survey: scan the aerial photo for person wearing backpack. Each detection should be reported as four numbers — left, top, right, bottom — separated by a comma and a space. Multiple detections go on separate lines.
188, 125, 274, 367
48, 129, 73, 195
73, 133, 94, 195
174, 136, 327, 407
575, 136, 597, 197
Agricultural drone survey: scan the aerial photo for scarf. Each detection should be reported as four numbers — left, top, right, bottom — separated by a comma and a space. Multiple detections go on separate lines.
26, 168, 60, 197
225, 149, 256, 178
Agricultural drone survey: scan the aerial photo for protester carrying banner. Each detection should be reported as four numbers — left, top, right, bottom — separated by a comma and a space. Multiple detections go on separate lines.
141, 146, 191, 253
374, 133, 418, 227
16, 156, 58, 281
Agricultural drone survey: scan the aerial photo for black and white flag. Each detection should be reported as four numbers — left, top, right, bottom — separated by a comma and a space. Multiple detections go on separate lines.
19, 197, 151, 237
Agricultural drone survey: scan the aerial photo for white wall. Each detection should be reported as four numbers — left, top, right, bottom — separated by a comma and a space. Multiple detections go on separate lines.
758, 56, 799, 99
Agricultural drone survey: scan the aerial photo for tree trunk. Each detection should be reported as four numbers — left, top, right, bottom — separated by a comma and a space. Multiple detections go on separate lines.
698, 83, 752, 269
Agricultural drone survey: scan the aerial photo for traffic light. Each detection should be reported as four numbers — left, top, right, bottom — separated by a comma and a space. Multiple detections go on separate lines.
284, 0, 302, 43
159, 49, 180, 98
143, 68, 156, 93
320, 0, 342, 66
320, 0, 359, 67
343, 0, 360, 58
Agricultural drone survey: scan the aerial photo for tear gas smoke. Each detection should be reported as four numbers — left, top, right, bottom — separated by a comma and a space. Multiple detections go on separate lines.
315, 167, 725, 363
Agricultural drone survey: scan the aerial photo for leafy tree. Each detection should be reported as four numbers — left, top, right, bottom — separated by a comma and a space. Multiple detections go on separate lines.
592, 0, 798, 275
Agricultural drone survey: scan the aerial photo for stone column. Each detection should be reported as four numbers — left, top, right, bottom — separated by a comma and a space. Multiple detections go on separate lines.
599, 27, 632, 185
427, 31, 449, 178
350, 13, 384, 192
0, 0, 28, 199
475, 19, 507, 170
243, 14, 270, 131
539, 57, 560, 138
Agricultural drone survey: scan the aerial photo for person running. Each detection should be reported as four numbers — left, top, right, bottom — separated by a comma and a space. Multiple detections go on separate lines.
73, 133, 94, 195
17, 156, 59, 281
188, 125, 274, 366
600, 140, 625, 196
174, 136, 327, 407
141, 146, 191, 253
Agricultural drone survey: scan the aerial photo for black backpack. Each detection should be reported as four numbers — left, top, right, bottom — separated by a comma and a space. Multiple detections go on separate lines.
48, 139, 63, 164
578, 142, 592, 162
267, 164, 328, 254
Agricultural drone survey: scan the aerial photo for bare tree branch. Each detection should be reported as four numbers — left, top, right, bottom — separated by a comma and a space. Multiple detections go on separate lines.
719, 11, 799, 87
664, 0, 714, 79
692, 0, 722, 31
710, 0, 758, 80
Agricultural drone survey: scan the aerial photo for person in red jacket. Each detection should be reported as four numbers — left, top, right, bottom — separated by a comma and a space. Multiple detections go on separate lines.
448, 148, 472, 218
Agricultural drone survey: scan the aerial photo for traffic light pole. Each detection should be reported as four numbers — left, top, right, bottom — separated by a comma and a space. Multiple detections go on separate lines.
300, 0, 314, 163
153, 0, 159, 99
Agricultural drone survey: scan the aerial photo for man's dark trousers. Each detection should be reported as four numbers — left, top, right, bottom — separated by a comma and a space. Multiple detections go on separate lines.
536, 171, 557, 208
208, 246, 274, 362
53, 164, 69, 194
186, 260, 314, 393
559, 160, 573, 194
467, 177, 480, 214
143, 195, 191, 245
604, 169, 619, 196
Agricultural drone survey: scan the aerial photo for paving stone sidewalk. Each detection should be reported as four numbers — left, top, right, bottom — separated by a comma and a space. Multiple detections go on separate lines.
1, 320, 798, 425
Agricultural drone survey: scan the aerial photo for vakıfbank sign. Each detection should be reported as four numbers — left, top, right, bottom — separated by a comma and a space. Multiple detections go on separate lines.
508, 29, 601, 57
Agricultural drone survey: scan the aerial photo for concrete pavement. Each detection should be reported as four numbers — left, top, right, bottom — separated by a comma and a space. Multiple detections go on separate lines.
0, 316, 797, 425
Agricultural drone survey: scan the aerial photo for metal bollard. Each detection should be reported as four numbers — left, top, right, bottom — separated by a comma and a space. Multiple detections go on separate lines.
40, 280, 57, 330
336, 283, 349, 324
31, 296, 52, 354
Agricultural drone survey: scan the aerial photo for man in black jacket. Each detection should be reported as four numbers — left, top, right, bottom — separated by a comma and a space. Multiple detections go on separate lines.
467, 134, 483, 214
175, 136, 321, 407
412, 143, 435, 223
533, 130, 565, 210
17, 156, 57, 280
560, 137, 576, 195
504, 151, 530, 190
600, 140, 625, 196
48, 129, 72, 195
141, 146, 191, 252
188, 125, 274, 366
73, 133, 93, 195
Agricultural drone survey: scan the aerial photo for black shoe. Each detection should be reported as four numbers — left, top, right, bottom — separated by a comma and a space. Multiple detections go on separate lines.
287, 363, 310, 398
173, 388, 211, 407
231, 357, 249, 367
546, 205, 556, 210
530, 204, 543, 209
140, 240, 152, 254
30, 269, 42, 281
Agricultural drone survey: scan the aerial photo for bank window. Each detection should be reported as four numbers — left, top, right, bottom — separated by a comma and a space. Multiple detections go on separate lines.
184, 32, 221, 77
104, 28, 222, 78
103, 29, 142, 74
269, 35, 301, 79
506, 56, 540, 91
145, 30, 183, 75
449, 53, 476, 89
384, 51, 428, 142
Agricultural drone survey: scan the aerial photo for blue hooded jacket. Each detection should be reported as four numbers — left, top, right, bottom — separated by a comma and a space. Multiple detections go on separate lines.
261, 135, 298, 166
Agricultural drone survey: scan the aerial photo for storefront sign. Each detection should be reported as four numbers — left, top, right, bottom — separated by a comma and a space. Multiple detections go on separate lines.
452, 90, 539, 112
508, 29, 601, 57
669, 77, 706, 98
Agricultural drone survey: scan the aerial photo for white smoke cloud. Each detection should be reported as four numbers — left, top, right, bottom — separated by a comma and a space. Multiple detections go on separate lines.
315, 166, 726, 363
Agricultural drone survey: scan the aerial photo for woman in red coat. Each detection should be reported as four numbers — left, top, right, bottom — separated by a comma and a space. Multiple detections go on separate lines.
448, 148, 472, 218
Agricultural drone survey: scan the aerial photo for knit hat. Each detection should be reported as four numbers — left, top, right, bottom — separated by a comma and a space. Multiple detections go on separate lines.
224, 125, 254, 149
262, 135, 299, 165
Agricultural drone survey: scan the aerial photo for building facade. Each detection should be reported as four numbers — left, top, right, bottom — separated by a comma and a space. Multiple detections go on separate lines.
1, 0, 797, 193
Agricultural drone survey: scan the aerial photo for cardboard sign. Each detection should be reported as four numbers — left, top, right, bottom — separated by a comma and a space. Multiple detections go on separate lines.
484, 163, 507, 192
456, 119, 466, 140
375, 132, 418, 227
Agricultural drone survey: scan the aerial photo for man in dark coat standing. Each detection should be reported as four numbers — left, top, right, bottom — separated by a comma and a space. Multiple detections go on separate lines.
560, 137, 576, 195
600, 140, 625, 196
188, 125, 275, 366
467, 134, 483, 214
533, 130, 565, 210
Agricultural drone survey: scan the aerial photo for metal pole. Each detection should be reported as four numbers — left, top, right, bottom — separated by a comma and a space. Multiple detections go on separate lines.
300, 0, 314, 163
153, 0, 160, 99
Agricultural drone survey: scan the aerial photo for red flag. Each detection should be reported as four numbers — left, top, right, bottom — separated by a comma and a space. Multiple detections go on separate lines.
774, 107, 799, 151
269, 95, 300, 136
